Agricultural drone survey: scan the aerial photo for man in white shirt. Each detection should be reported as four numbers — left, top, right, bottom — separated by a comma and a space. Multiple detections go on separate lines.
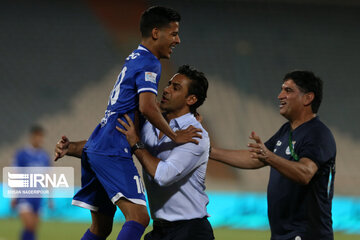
55, 65, 214, 240
117, 65, 214, 240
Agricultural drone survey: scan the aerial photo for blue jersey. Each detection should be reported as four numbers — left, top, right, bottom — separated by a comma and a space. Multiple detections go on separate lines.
265, 117, 336, 240
13, 146, 50, 167
13, 146, 50, 212
84, 45, 161, 157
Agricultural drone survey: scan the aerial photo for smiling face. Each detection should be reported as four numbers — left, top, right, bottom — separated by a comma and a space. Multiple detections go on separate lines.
160, 73, 196, 118
278, 79, 308, 121
154, 21, 180, 59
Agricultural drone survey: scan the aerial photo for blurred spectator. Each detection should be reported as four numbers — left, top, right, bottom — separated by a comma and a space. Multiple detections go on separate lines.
11, 125, 52, 240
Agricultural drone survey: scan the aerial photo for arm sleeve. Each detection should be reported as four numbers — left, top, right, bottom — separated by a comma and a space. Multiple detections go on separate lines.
297, 128, 335, 167
12, 151, 22, 167
265, 123, 288, 151
45, 152, 51, 167
265, 133, 278, 151
154, 140, 207, 186
135, 63, 161, 95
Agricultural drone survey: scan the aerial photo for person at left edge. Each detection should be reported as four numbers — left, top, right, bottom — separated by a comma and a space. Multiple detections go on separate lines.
11, 125, 52, 240
54, 6, 201, 240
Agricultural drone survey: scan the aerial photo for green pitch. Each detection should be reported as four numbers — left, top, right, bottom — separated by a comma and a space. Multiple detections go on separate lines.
0, 218, 358, 240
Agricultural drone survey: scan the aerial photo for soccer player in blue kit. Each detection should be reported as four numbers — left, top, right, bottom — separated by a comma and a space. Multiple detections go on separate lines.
11, 125, 51, 240
54, 6, 201, 240
210, 71, 336, 240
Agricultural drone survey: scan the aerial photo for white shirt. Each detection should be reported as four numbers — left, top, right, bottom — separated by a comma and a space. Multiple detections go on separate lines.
141, 113, 210, 221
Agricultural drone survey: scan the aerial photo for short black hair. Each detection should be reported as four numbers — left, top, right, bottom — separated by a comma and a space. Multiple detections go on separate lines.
177, 65, 208, 114
30, 124, 45, 134
140, 6, 181, 38
283, 70, 323, 113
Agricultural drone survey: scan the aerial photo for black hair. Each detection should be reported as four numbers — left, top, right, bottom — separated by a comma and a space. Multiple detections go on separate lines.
30, 124, 45, 134
283, 70, 323, 113
140, 6, 181, 38
177, 65, 208, 114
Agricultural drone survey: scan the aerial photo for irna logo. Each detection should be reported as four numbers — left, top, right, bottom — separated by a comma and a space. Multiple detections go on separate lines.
3, 167, 74, 198
8, 172, 69, 188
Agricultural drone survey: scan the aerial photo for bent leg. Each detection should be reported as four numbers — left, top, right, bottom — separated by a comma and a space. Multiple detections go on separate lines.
81, 211, 113, 240
90, 210, 114, 237
115, 198, 149, 240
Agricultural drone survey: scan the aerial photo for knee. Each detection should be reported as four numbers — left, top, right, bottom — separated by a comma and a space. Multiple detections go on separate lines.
126, 209, 150, 227
22, 217, 38, 231
138, 212, 150, 227
24, 225, 37, 232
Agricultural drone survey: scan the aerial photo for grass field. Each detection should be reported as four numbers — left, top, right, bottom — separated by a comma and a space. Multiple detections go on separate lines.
0, 218, 359, 240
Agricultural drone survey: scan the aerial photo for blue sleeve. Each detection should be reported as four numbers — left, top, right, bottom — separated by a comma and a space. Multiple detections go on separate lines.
13, 150, 24, 167
135, 62, 161, 96
43, 151, 51, 167
265, 134, 277, 151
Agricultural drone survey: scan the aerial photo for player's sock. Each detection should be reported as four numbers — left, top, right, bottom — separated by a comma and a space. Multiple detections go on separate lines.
81, 229, 106, 240
116, 220, 145, 240
21, 230, 35, 240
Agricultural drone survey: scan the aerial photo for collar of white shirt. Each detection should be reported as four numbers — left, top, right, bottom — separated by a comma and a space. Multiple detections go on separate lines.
168, 112, 195, 130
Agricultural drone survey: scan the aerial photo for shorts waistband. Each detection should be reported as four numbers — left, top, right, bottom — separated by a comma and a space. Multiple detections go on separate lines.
153, 216, 207, 228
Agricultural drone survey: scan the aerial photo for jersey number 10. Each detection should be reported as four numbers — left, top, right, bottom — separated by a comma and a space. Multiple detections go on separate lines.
133, 175, 145, 194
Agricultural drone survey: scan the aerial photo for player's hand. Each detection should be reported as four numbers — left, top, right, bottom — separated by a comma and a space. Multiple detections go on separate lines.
54, 136, 70, 161
248, 131, 270, 164
174, 125, 202, 145
116, 114, 140, 147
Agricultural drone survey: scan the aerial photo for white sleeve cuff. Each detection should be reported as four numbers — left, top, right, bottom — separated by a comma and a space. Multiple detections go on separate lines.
138, 88, 157, 95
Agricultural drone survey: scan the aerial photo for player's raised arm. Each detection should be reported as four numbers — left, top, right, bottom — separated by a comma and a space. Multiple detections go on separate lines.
139, 92, 202, 144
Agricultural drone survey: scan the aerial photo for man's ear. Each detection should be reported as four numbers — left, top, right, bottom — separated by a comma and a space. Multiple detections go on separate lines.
151, 28, 160, 40
303, 92, 314, 106
186, 95, 198, 107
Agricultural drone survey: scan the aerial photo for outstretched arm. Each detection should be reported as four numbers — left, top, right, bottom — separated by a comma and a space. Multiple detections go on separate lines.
54, 136, 87, 161
210, 132, 267, 169
210, 147, 266, 169
139, 92, 202, 144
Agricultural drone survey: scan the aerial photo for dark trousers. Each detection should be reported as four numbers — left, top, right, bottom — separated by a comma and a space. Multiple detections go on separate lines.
145, 217, 215, 240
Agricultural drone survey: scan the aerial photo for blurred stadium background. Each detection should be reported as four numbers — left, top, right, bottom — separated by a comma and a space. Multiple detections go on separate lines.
1, 0, 360, 239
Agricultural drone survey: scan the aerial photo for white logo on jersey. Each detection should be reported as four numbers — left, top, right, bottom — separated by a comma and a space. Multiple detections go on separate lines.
145, 72, 157, 84
273, 140, 282, 153
126, 52, 140, 60
285, 141, 296, 155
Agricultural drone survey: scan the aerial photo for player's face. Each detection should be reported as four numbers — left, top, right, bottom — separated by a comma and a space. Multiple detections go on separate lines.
30, 132, 45, 149
156, 21, 180, 59
160, 73, 193, 116
278, 79, 306, 120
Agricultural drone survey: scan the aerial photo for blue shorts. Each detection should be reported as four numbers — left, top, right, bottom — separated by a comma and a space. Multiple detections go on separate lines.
72, 151, 146, 216
16, 198, 42, 214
